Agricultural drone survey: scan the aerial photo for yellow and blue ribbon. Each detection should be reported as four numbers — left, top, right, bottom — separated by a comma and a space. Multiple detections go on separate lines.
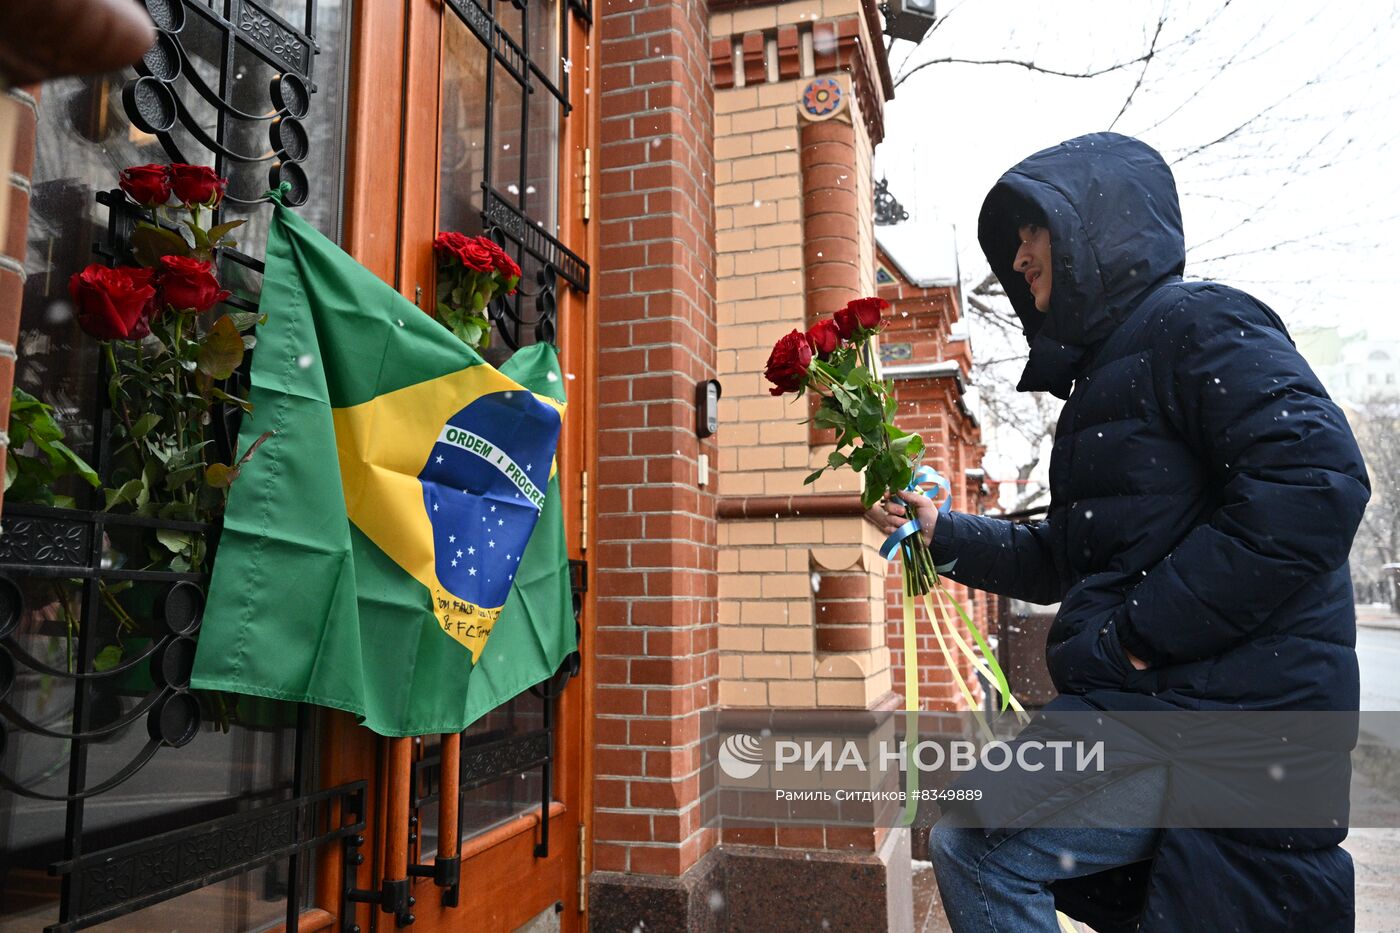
878, 465, 954, 565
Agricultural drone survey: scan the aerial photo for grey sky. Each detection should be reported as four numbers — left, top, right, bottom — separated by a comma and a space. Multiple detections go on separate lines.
876, 0, 1400, 342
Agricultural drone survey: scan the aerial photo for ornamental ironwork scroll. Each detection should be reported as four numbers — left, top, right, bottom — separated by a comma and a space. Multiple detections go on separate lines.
125, 0, 319, 207
874, 176, 910, 226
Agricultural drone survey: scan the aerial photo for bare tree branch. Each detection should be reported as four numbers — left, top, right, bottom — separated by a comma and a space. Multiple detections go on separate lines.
1108, 9, 1167, 130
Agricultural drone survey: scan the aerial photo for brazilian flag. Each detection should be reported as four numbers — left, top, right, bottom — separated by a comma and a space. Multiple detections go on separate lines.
190, 199, 575, 736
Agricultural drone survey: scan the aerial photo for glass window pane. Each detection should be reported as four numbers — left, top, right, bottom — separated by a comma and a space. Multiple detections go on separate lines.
528, 0, 561, 88
440, 15, 489, 236
524, 74, 559, 235
495, 0, 523, 45
490, 62, 524, 207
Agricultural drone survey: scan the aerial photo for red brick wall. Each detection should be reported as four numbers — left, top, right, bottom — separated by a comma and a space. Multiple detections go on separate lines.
592, 0, 719, 878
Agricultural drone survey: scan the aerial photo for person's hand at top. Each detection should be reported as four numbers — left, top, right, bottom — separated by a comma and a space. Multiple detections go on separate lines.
864, 489, 939, 547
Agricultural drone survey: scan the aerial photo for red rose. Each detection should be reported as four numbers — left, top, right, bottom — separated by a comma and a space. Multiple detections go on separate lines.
119, 164, 172, 207
169, 163, 227, 207
434, 231, 472, 263
69, 264, 156, 340
483, 240, 522, 294
458, 238, 497, 273
806, 319, 841, 357
764, 329, 814, 396
158, 255, 230, 313
835, 296, 887, 337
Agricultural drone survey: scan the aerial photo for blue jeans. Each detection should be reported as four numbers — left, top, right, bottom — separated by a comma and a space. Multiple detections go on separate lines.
929, 767, 1166, 933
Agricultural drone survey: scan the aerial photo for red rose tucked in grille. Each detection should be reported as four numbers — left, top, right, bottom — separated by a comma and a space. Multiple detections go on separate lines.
69, 264, 156, 340
169, 163, 226, 207
158, 255, 231, 314
119, 164, 172, 207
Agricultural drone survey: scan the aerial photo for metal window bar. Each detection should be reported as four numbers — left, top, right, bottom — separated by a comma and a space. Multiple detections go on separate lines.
444, 0, 591, 358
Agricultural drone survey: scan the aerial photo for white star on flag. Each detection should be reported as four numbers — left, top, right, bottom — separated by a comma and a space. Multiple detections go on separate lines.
451, 559, 457, 567
489, 540, 496, 548
468, 567, 476, 576
467, 546, 475, 555
432, 503, 439, 512
449, 535, 456, 543
497, 519, 504, 526
490, 505, 497, 512
456, 550, 463, 558
435, 455, 444, 464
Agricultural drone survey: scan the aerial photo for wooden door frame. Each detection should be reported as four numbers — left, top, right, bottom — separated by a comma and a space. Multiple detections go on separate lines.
318, 1, 597, 930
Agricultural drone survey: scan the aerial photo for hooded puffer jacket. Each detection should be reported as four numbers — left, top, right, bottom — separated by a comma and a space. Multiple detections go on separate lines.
930, 132, 1370, 931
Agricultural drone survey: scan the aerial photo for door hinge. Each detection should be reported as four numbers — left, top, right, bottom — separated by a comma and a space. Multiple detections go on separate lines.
580, 470, 589, 552
581, 147, 592, 223
577, 823, 588, 912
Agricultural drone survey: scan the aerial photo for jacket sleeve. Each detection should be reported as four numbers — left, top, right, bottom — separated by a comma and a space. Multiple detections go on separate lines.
1116, 289, 1371, 666
930, 509, 1066, 605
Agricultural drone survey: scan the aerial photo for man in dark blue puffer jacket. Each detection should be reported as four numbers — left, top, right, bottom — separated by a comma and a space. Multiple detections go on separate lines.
874, 132, 1370, 931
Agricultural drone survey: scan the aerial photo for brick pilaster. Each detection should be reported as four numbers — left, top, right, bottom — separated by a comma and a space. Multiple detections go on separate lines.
0, 86, 38, 516
591, 0, 719, 887
800, 118, 860, 325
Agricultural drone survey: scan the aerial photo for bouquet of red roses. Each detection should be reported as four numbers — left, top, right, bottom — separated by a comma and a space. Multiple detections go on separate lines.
60, 162, 262, 571
433, 232, 523, 350
764, 296, 942, 593
764, 297, 1023, 720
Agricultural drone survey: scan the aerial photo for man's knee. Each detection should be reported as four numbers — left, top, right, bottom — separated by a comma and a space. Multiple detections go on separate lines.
929, 818, 984, 871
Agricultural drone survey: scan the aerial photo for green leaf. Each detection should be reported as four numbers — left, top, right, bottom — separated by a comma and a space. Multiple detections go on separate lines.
130, 223, 190, 266
207, 385, 253, 413
156, 528, 193, 554
9, 386, 41, 412
48, 440, 99, 487
804, 469, 825, 485
826, 451, 848, 468
166, 464, 201, 490
131, 412, 161, 438
206, 218, 246, 247
93, 645, 124, 672
850, 446, 876, 471
226, 310, 264, 332
861, 469, 884, 510
196, 315, 245, 379
856, 409, 880, 435
159, 501, 199, 521
104, 478, 144, 510
883, 422, 909, 441
4, 455, 17, 492
183, 218, 211, 251
893, 461, 913, 491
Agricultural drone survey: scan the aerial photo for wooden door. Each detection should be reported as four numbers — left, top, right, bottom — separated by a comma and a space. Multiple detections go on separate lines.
325, 1, 595, 931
